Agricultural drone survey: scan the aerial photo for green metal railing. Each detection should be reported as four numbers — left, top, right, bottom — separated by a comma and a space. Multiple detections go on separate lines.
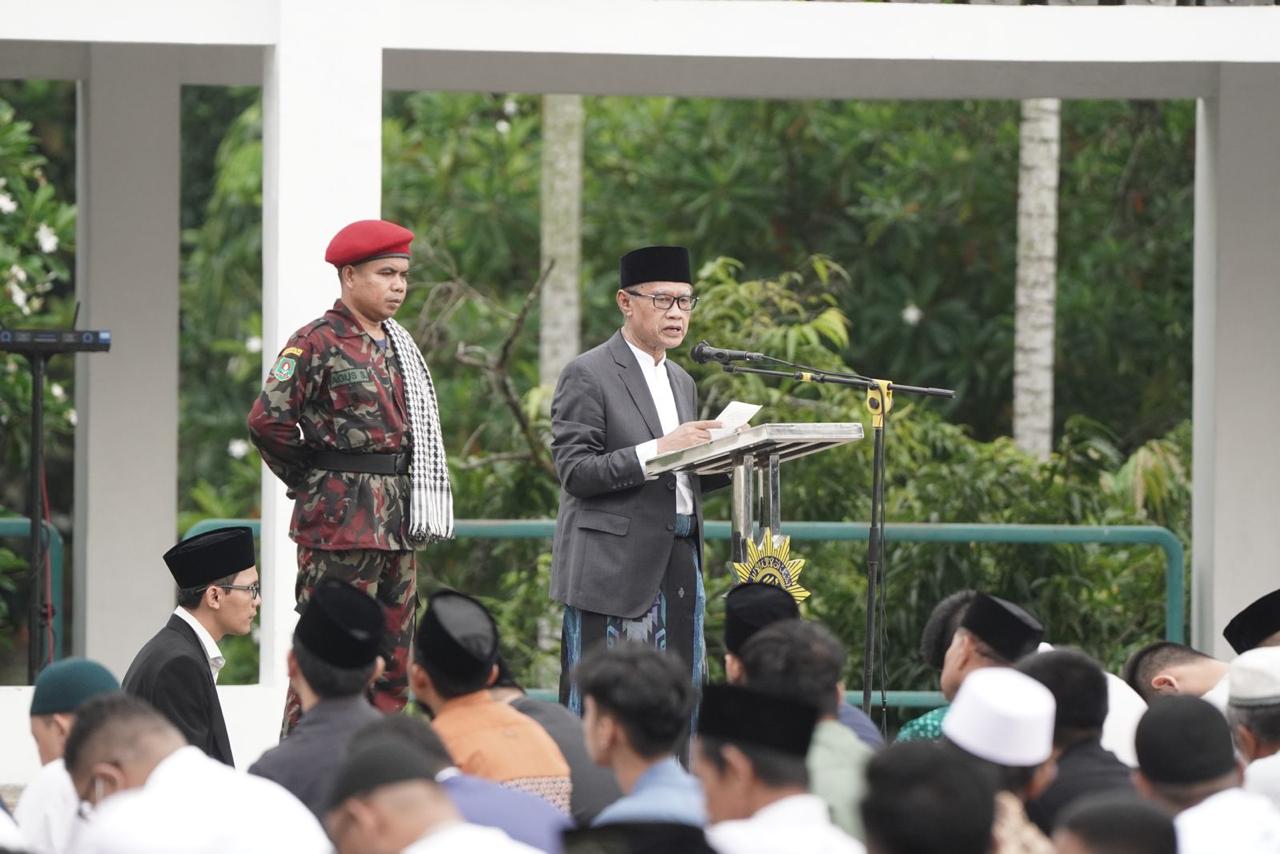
0, 517, 67, 661
186, 517, 1186, 709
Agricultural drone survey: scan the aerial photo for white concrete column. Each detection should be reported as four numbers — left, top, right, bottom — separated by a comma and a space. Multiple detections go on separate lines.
1192, 67, 1280, 658
72, 45, 182, 677
227, 0, 382, 764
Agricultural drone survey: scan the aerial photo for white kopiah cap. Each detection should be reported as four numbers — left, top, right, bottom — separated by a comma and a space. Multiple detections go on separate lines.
943, 667, 1056, 766
1229, 646, 1280, 708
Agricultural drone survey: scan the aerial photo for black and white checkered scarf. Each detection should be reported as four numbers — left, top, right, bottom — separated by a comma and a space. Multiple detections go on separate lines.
385, 319, 454, 543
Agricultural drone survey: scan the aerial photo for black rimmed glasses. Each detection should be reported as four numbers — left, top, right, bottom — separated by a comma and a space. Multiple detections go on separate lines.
623, 290, 699, 312
221, 582, 262, 599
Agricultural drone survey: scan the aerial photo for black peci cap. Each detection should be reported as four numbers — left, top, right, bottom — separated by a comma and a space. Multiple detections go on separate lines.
163, 527, 255, 589
1224, 589, 1280, 655
620, 246, 692, 289
295, 579, 385, 669
696, 683, 818, 758
414, 590, 499, 682
960, 593, 1044, 663
724, 583, 800, 656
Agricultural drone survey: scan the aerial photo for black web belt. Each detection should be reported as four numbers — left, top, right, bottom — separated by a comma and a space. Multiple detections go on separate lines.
311, 450, 410, 475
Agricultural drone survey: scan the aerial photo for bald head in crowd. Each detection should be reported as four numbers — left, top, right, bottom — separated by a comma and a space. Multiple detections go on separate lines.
1052, 795, 1176, 854
1123, 641, 1227, 704
861, 742, 996, 854
63, 693, 186, 809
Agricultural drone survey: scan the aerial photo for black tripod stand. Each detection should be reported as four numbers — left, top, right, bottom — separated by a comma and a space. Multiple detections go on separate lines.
709, 352, 953, 717
0, 325, 111, 681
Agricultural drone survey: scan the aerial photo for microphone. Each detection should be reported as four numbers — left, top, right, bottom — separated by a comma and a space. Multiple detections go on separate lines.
691, 340, 765, 364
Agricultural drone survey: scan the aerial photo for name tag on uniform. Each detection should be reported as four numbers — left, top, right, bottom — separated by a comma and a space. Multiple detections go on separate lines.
331, 368, 371, 387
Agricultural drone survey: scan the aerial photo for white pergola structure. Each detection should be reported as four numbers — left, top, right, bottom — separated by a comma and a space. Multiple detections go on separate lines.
0, 0, 1277, 783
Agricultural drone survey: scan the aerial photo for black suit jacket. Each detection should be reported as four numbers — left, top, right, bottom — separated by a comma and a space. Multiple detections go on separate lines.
550, 331, 718, 618
123, 614, 234, 765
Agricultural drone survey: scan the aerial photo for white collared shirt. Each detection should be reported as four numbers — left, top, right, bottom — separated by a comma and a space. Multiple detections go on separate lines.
74, 746, 330, 854
15, 757, 79, 854
1175, 787, 1280, 853
624, 334, 694, 515
172, 606, 225, 682
708, 793, 866, 854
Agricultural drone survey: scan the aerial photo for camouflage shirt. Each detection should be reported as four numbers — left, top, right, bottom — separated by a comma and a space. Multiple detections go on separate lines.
247, 299, 413, 551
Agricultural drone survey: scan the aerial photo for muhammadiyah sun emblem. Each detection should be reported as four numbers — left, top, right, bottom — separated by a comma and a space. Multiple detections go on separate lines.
732, 528, 810, 602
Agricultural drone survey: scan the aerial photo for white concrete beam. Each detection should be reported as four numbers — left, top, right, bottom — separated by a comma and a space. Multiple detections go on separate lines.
4, 0, 275, 46
381, 2, 1280, 64
1192, 67, 1280, 658
71, 43, 182, 692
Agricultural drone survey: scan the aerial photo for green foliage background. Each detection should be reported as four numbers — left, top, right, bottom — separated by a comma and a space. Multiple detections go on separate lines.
0, 86, 1194, 699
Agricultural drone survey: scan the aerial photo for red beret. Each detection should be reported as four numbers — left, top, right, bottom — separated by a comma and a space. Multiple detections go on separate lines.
325, 219, 415, 268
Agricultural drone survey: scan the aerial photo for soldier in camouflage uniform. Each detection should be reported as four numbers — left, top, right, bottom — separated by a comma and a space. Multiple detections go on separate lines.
248, 219, 432, 732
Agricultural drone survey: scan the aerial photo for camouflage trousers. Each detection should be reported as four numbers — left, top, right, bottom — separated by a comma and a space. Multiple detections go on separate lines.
281, 545, 417, 736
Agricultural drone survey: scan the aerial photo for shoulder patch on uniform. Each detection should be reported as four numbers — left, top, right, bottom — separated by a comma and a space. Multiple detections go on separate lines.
271, 356, 297, 382
331, 368, 371, 387
282, 346, 304, 357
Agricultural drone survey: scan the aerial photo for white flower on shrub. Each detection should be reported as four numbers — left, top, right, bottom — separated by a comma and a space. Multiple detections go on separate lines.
245, 336, 262, 354
503, 98, 518, 117
9, 264, 28, 283
901, 302, 923, 327
51, 383, 66, 402
66, 409, 77, 426
6, 281, 29, 314
36, 223, 58, 253
495, 119, 511, 136
227, 438, 250, 459
0, 194, 16, 214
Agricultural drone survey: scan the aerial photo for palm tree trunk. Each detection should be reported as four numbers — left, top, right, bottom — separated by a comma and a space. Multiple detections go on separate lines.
1014, 97, 1061, 461
538, 94, 585, 391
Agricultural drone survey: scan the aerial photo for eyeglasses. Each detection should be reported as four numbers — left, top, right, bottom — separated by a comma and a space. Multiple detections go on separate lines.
623, 290, 699, 312
220, 582, 262, 599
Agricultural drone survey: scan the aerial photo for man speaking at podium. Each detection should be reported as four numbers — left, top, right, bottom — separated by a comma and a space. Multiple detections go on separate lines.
551, 245, 722, 710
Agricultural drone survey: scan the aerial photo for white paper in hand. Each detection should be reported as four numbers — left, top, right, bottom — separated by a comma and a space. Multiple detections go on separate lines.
709, 401, 762, 441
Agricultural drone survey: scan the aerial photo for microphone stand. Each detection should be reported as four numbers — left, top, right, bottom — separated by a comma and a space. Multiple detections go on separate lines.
716, 359, 954, 719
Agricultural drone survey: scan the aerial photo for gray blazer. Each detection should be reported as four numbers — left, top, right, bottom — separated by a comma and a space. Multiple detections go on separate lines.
550, 330, 713, 618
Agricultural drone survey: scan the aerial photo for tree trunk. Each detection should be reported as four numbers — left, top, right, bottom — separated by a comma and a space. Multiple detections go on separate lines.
538, 94, 585, 391
1013, 97, 1061, 461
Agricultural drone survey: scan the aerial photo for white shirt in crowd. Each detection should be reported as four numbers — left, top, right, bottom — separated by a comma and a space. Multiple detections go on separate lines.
15, 757, 80, 854
172, 606, 225, 682
707, 793, 866, 854
72, 746, 329, 854
626, 336, 694, 515
403, 822, 541, 853
0, 807, 25, 850
1200, 673, 1230, 713
1175, 787, 1280, 854
1245, 753, 1280, 812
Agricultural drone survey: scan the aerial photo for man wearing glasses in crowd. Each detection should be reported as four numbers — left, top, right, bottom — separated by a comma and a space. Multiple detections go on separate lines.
122, 526, 261, 765
551, 245, 723, 711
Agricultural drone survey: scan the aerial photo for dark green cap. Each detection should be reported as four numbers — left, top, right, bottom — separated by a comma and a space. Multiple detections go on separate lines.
31, 658, 120, 715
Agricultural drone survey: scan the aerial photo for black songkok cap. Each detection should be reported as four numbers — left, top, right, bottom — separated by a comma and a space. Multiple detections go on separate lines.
563, 823, 717, 854
1224, 589, 1280, 655
724, 583, 800, 656
325, 735, 435, 811
163, 526, 255, 588
960, 593, 1044, 663
415, 590, 499, 681
1135, 695, 1236, 785
620, 246, 692, 289
696, 683, 818, 758
295, 579, 385, 669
